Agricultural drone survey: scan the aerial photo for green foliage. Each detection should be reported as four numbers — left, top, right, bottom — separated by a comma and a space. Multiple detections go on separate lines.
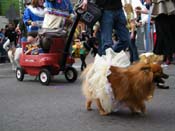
0, 0, 20, 16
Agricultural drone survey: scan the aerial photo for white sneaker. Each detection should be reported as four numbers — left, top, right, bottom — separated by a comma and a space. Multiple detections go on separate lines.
161, 63, 168, 68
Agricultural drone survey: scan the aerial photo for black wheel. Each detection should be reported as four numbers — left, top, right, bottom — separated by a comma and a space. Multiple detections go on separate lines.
64, 67, 78, 82
39, 69, 51, 85
16, 67, 24, 81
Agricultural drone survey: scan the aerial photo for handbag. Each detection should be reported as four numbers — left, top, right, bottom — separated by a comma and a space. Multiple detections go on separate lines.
80, 2, 102, 28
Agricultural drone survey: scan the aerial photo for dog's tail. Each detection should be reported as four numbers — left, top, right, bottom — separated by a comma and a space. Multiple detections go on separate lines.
80, 63, 95, 101
80, 63, 94, 80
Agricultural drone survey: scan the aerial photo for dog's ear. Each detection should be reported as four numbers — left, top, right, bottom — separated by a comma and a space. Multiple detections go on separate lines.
150, 63, 162, 73
140, 66, 151, 72
139, 55, 149, 64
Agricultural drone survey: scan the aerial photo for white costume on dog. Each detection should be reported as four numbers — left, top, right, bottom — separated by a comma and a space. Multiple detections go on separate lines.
85, 48, 130, 113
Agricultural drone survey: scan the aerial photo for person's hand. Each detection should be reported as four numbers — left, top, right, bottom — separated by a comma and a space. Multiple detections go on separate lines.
79, 0, 87, 10
31, 22, 37, 27
15, 27, 21, 35
135, 8, 139, 12
130, 32, 134, 39
136, 21, 142, 27
150, 20, 155, 24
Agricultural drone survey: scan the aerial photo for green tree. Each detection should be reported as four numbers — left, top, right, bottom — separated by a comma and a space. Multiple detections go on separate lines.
0, 0, 20, 16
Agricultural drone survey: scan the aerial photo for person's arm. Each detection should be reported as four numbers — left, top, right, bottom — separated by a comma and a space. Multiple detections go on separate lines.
130, 20, 136, 39
23, 8, 32, 26
135, 5, 149, 25
135, 8, 149, 14
23, 8, 37, 27
93, 22, 100, 37
0, 34, 4, 43
68, 0, 74, 14
79, 0, 88, 10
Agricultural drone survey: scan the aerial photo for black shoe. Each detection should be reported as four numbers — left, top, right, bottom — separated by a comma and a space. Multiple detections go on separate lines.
81, 67, 84, 71
157, 83, 169, 89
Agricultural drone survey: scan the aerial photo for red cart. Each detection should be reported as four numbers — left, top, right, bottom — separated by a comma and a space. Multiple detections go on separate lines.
16, 13, 82, 85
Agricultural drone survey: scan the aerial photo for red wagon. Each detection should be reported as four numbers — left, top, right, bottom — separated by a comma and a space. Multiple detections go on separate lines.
16, 12, 82, 85
16, 36, 77, 85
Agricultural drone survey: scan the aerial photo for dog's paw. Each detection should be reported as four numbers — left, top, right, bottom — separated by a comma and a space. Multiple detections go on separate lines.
131, 111, 141, 116
86, 107, 92, 111
132, 111, 146, 117
99, 111, 109, 116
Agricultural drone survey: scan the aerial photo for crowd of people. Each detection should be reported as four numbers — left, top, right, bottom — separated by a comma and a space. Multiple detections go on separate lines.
80, 0, 175, 65
0, 0, 74, 64
0, 0, 175, 67
0, 23, 18, 63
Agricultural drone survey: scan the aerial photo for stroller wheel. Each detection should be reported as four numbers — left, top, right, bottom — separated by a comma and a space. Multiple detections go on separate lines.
64, 67, 78, 83
39, 69, 51, 85
16, 67, 24, 81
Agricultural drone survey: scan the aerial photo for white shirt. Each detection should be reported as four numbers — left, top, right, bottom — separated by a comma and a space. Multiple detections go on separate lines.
122, 0, 149, 24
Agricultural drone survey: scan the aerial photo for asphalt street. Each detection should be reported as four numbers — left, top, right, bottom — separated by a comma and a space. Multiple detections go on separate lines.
0, 55, 175, 131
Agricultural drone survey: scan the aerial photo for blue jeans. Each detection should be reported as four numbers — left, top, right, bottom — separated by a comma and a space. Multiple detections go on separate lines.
130, 31, 139, 62
99, 8, 138, 62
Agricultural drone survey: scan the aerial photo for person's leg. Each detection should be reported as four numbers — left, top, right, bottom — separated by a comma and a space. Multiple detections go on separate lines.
0, 48, 6, 63
144, 23, 149, 52
14, 47, 22, 67
113, 8, 139, 62
80, 55, 84, 71
135, 26, 145, 50
3, 39, 10, 51
100, 10, 114, 55
80, 54, 86, 71
95, 31, 102, 56
129, 31, 139, 62
154, 14, 172, 56
113, 8, 130, 52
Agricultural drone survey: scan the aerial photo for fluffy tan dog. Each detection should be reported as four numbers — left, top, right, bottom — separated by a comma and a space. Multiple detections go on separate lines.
139, 52, 169, 89
139, 52, 163, 64
81, 62, 156, 115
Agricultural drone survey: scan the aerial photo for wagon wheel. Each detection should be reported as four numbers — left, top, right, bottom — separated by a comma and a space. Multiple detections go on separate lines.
39, 69, 51, 85
64, 67, 78, 82
16, 67, 24, 81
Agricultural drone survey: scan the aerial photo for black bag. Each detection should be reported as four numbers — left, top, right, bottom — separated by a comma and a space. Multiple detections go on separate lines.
80, 2, 102, 28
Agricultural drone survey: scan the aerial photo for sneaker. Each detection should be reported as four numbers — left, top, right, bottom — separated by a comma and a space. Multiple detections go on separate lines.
157, 83, 169, 89
161, 63, 168, 68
